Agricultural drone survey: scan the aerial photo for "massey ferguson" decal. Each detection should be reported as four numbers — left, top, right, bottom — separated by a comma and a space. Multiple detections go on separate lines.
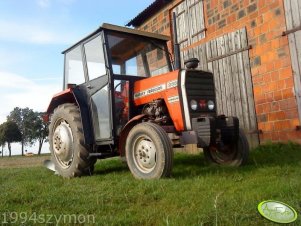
134, 80, 179, 100
134, 84, 166, 99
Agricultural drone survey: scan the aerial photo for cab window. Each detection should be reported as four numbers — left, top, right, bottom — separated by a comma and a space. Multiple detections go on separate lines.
64, 45, 85, 88
84, 35, 106, 80
106, 31, 170, 77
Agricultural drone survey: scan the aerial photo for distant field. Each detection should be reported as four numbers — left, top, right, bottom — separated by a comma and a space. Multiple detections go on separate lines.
0, 143, 300, 225
0, 154, 50, 169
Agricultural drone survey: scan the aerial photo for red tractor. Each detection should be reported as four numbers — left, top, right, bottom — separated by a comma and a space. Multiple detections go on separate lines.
45, 23, 249, 179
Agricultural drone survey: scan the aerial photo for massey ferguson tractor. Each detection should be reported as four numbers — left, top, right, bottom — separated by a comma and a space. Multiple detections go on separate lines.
45, 23, 249, 179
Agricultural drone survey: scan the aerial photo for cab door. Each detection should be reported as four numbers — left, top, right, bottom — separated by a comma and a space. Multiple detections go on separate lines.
81, 33, 113, 143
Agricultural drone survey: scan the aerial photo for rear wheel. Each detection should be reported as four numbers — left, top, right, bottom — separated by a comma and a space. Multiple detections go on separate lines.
49, 103, 95, 177
125, 122, 173, 179
204, 129, 249, 166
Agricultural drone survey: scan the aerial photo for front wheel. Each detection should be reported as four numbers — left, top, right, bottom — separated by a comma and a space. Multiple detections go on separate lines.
204, 129, 249, 166
125, 122, 173, 179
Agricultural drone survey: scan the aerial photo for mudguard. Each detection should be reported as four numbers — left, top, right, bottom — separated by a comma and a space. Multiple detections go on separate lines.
45, 87, 94, 145
118, 114, 147, 156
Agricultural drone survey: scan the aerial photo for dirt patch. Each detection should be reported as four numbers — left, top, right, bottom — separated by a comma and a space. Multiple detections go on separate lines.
0, 155, 51, 169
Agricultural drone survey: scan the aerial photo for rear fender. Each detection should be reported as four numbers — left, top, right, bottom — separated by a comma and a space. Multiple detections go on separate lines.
45, 88, 94, 145
118, 114, 146, 157
45, 88, 75, 120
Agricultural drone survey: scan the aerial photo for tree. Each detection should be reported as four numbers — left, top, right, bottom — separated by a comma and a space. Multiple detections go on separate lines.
31, 112, 49, 155
0, 125, 5, 157
7, 107, 37, 156
0, 121, 22, 157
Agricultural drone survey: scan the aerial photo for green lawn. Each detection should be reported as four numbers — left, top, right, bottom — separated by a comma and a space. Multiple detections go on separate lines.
0, 143, 300, 225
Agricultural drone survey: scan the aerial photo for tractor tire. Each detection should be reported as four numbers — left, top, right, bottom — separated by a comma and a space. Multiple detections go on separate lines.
49, 103, 95, 178
204, 129, 249, 166
83, 158, 97, 176
125, 122, 173, 179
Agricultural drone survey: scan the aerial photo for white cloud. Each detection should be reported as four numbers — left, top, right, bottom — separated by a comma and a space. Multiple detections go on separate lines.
0, 71, 61, 124
36, 0, 75, 8
59, 0, 76, 5
0, 21, 76, 45
37, 0, 51, 8
0, 50, 29, 69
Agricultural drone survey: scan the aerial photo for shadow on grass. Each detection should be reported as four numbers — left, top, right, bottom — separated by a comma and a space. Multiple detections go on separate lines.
172, 142, 301, 179
93, 159, 128, 176
91, 142, 301, 179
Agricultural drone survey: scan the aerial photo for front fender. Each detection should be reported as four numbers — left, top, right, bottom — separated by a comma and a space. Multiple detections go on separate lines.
118, 114, 146, 157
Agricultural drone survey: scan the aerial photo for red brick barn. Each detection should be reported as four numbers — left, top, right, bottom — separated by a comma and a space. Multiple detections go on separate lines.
126, 0, 301, 146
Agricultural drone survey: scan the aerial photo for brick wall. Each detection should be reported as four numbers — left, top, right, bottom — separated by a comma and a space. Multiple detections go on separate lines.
136, 0, 301, 143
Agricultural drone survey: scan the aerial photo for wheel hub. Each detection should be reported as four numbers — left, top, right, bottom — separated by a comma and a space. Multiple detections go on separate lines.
209, 143, 236, 163
133, 138, 156, 173
53, 120, 73, 167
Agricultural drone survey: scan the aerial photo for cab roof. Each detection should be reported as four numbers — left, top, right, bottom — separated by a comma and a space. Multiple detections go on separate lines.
62, 23, 170, 54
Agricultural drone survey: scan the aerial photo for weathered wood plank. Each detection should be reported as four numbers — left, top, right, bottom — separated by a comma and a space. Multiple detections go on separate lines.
284, 0, 301, 123
206, 40, 213, 72
223, 34, 234, 116
230, 31, 244, 128
289, 31, 301, 123
296, 31, 301, 86
211, 39, 223, 115
217, 36, 228, 116
291, 0, 301, 28
299, 0, 301, 24
284, 0, 293, 30
240, 29, 257, 130
228, 34, 237, 116
235, 29, 250, 131
240, 29, 259, 147
228, 32, 237, 117
240, 28, 248, 48
174, 0, 189, 50
189, 0, 205, 43
200, 44, 208, 70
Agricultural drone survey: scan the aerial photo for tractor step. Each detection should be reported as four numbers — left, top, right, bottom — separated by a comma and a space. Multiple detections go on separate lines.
88, 152, 117, 159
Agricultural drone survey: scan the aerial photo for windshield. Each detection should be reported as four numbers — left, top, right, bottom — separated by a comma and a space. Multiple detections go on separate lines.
106, 31, 171, 77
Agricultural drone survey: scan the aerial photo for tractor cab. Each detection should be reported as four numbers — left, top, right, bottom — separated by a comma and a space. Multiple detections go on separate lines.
62, 24, 172, 143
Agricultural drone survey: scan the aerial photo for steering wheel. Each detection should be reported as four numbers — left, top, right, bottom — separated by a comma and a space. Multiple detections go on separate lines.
114, 82, 122, 91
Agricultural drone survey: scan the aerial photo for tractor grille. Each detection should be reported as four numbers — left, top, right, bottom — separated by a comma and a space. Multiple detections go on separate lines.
185, 70, 216, 119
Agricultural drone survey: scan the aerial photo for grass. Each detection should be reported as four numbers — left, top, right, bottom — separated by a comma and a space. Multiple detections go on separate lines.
0, 142, 300, 225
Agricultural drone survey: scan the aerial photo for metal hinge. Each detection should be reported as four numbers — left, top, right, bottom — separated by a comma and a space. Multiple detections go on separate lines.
282, 25, 301, 36
207, 45, 252, 62
246, 129, 263, 135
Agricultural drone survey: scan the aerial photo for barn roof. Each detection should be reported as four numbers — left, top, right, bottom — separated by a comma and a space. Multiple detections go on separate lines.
126, 0, 172, 27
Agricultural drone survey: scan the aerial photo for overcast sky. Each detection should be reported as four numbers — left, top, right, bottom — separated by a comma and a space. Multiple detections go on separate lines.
0, 0, 153, 154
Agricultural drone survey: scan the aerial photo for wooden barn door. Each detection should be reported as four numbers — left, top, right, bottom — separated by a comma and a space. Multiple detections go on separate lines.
172, 0, 206, 67
284, 0, 301, 123
181, 28, 259, 148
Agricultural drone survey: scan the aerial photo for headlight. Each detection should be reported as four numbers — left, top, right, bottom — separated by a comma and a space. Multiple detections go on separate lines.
190, 99, 198, 110
207, 100, 215, 110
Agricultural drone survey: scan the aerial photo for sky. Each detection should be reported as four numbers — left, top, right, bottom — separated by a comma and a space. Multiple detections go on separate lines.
0, 0, 154, 155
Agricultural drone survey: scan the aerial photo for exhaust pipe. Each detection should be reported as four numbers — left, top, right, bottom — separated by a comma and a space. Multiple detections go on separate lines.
172, 12, 181, 70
